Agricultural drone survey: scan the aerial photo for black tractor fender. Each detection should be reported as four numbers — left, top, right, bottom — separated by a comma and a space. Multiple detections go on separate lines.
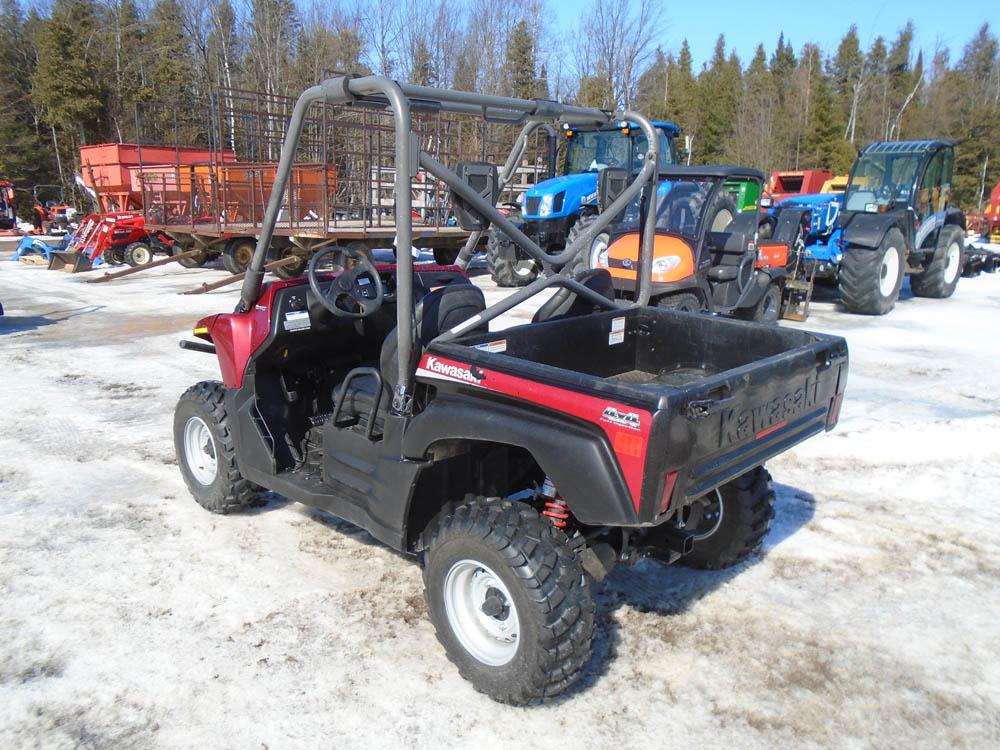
401, 393, 639, 528
839, 212, 905, 251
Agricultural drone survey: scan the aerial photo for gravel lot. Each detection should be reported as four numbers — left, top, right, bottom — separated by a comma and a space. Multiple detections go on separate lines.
2, 242, 999, 748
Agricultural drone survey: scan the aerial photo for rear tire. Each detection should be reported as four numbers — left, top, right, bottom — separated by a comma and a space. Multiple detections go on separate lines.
222, 238, 255, 275
910, 224, 963, 299
738, 282, 782, 323
486, 228, 537, 287
173, 246, 208, 268
270, 247, 307, 279
839, 228, 905, 315
681, 467, 775, 570
124, 242, 152, 266
655, 292, 702, 313
173, 381, 259, 514
423, 497, 594, 705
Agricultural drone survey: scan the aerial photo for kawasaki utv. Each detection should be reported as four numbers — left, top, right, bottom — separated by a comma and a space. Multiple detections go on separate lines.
174, 77, 849, 704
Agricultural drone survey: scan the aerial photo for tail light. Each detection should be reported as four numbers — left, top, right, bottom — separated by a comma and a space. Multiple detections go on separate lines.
826, 392, 844, 430
659, 471, 679, 515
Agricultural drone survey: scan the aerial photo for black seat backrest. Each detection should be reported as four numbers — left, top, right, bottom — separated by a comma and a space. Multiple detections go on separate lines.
379, 284, 487, 387
706, 229, 748, 267
532, 269, 614, 323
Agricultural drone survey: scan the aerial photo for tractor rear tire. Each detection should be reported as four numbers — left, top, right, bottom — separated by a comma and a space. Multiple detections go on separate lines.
656, 292, 702, 313
910, 224, 963, 299
487, 228, 538, 287
566, 214, 610, 272
839, 229, 905, 315
422, 497, 594, 705
680, 466, 775, 570
174, 381, 259, 514
124, 242, 152, 267
174, 246, 209, 268
222, 239, 255, 275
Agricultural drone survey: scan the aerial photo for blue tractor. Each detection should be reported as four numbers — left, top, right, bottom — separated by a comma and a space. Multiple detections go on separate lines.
771, 140, 968, 315
486, 120, 681, 286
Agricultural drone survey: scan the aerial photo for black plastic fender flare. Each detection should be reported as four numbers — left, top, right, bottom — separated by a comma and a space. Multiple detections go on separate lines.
839, 212, 905, 251
402, 393, 639, 526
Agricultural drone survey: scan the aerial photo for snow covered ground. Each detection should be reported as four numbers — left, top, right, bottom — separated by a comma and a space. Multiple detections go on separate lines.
1, 242, 999, 748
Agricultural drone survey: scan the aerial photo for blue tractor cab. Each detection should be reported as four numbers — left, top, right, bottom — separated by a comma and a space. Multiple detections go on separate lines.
486, 121, 681, 286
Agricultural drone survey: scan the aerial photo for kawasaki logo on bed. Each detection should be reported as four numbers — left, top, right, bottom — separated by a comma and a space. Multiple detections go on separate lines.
720, 377, 821, 447
422, 356, 483, 384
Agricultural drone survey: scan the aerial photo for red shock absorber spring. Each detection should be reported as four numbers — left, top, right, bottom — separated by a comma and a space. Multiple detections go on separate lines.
540, 477, 570, 528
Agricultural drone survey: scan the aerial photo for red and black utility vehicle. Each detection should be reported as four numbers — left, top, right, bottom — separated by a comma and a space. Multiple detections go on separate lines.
174, 77, 849, 704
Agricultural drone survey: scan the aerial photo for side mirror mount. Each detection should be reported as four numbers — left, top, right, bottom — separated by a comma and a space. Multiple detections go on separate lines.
598, 167, 629, 212
451, 161, 499, 231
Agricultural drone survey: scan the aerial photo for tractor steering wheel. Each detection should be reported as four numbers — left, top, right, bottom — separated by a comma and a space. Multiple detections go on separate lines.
307, 245, 383, 319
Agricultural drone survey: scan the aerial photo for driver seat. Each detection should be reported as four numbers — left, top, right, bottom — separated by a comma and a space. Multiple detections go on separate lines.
333, 283, 487, 433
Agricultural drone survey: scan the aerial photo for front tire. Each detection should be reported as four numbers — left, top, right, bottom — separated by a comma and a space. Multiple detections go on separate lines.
910, 224, 963, 299
656, 292, 702, 313
423, 498, 594, 705
680, 466, 775, 570
124, 242, 152, 266
839, 228, 905, 315
486, 227, 537, 287
173, 381, 258, 514
566, 213, 610, 271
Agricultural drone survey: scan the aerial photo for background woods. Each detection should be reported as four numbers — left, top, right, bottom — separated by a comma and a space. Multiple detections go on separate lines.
0, 0, 996, 211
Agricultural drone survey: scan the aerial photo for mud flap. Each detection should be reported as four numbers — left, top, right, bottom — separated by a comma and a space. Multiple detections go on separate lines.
47, 251, 93, 273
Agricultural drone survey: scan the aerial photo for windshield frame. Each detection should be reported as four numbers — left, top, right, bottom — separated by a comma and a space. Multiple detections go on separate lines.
843, 148, 931, 214
563, 126, 675, 175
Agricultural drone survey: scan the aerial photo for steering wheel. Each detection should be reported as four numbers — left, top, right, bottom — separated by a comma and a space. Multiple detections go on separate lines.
307, 245, 383, 319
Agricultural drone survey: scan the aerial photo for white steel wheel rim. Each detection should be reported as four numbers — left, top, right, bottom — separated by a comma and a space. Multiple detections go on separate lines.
443, 559, 520, 666
879, 246, 900, 297
944, 242, 961, 284
134, 246, 151, 264
183, 416, 218, 486
514, 260, 534, 277
589, 233, 609, 269
688, 489, 724, 541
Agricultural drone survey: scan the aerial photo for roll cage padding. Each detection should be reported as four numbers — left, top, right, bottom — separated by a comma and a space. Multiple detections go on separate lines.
402, 394, 639, 526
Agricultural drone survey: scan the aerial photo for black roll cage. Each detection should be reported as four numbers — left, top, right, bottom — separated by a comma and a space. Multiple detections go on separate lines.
238, 76, 661, 416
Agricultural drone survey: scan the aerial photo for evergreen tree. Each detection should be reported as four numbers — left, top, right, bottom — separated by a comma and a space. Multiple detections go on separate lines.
696, 35, 740, 163
665, 40, 698, 151
410, 39, 435, 86
635, 48, 668, 120
502, 19, 536, 100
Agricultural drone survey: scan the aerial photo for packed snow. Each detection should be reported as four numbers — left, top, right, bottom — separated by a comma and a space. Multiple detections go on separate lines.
1, 241, 999, 748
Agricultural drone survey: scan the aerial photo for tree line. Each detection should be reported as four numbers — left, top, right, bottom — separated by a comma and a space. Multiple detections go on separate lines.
0, 0, 996, 213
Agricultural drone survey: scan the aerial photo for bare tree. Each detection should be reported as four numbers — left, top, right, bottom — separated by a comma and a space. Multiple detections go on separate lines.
575, 0, 661, 108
